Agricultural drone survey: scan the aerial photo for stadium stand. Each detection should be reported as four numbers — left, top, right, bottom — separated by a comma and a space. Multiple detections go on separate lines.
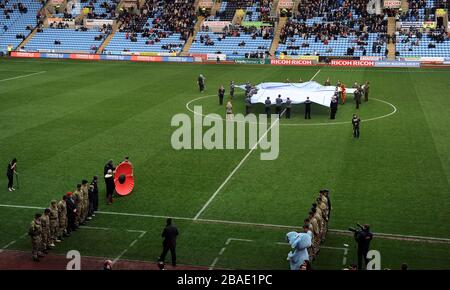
189, 1, 274, 59
53, 0, 119, 20
277, 0, 388, 57
25, 26, 111, 53
0, 0, 43, 54
104, 0, 196, 54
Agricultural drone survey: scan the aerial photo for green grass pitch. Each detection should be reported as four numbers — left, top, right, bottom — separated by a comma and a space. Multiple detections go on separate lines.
0, 58, 449, 269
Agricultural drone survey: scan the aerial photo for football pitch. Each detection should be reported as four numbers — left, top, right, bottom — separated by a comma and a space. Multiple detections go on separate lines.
0, 58, 449, 270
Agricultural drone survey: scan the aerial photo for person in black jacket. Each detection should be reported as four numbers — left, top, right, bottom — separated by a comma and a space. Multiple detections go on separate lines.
91, 175, 99, 214
356, 225, 373, 270
105, 169, 114, 205
304, 97, 312, 119
158, 218, 179, 267
65, 192, 77, 232
218, 85, 225, 105
104, 160, 115, 177
6, 158, 17, 191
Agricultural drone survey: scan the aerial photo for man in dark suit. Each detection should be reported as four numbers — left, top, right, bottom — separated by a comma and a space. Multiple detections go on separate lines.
158, 218, 179, 267
304, 97, 312, 119
264, 97, 271, 118
218, 85, 225, 105
65, 192, 77, 233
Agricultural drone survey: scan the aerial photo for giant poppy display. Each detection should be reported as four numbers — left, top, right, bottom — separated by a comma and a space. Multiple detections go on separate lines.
114, 162, 134, 196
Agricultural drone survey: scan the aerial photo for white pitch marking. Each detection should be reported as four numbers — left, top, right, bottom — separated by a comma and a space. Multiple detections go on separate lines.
186, 95, 398, 126
0, 233, 28, 254
0, 71, 46, 82
209, 257, 219, 270
193, 109, 285, 220
80, 226, 111, 231
1, 204, 449, 243
210, 238, 254, 270
310, 69, 321, 81
112, 231, 147, 265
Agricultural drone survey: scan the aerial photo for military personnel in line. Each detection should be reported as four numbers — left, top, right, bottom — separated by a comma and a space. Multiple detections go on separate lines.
363, 81, 370, 102
81, 179, 91, 221
322, 189, 331, 219
49, 200, 61, 244
312, 206, 324, 239
229, 81, 235, 98
88, 183, 95, 218
245, 96, 252, 115
324, 77, 331, 86
73, 184, 83, 226
316, 197, 329, 241
58, 195, 69, 239
308, 210, 320, 257
304, 218, 314, 258
218, 85, 225, 105
264, 97, 271, 118
40, 208, 54, 250
29, 213, 44, 261
275, 94, 283, 116
285, 97, 292, 119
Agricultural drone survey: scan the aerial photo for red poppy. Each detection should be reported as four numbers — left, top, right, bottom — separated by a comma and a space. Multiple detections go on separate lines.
114, 162, 134, 196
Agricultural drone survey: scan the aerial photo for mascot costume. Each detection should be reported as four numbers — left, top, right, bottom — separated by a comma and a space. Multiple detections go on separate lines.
286, 231, 312, 270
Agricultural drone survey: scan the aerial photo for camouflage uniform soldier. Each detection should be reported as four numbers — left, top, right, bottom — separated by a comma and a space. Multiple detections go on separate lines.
312, 206, 324, 243
308, 211, 320, 257
316, 197, 329, 242
73, 184, 83, 226
40, 208, 54, 250
81, 180, 91, 221
363, 81, 370, 102
29, 213, 44, 261
49, 200, 61, 244
58, 196, 69, 239
304, 218, 314, 259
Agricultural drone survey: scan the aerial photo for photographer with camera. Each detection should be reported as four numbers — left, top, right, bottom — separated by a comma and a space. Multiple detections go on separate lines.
349, 224, 373, 270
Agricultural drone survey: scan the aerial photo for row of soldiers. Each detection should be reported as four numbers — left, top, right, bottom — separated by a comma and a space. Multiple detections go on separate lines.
304, 189, 331, 261
28, 178, 99, 262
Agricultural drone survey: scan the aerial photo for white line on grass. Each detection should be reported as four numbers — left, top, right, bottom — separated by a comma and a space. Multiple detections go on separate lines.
0, 233, 28, 254
194, 70, 321, 220
186, 95, 397, 126
0, 71, 46, 82
2, 203, 450, 244
80, 226, 111, 231
310, 69, 321, 80
210, 238, 254, 270
193, 110, 285, 220
112, 230, 147, 265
